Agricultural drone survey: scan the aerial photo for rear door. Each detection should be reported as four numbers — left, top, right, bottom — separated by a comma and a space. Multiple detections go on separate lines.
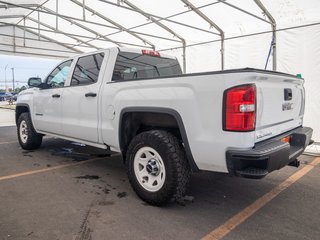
61, 51, 107, 143
33, 60, 73, 134
254, 74, 305, 142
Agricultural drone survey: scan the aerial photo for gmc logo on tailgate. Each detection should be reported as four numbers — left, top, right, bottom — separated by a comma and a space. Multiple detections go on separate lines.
282, 102, 293, 111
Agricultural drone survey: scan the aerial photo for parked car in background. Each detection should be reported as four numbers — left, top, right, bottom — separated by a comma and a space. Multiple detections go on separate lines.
0, 92, 12, 101
11, 93, 18, 101
0, 92, 5, 101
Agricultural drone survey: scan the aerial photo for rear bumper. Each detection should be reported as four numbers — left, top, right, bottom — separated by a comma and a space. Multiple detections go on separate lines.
226, 127, 313, 179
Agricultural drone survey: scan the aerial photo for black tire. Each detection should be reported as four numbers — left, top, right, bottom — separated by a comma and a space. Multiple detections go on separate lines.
17, 112, 42, 150
126, 130, 190, 206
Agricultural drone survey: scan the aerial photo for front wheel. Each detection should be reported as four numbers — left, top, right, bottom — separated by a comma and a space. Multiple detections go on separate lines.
17, 112, 42, 150
126, 130, 190, 206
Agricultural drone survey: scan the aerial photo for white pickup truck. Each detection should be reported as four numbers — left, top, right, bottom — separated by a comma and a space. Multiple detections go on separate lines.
16, 47, 313, 205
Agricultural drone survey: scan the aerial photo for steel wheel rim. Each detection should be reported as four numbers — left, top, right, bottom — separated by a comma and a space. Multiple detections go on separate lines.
20, 120, 28, 144
133, 146, 166, 192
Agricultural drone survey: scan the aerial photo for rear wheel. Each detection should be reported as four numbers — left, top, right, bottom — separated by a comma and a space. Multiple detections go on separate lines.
17, 112, 42, 150
126, 130, 190, 206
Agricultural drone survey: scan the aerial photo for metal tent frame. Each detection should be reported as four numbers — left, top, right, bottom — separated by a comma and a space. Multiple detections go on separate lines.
0, 0, 277, 72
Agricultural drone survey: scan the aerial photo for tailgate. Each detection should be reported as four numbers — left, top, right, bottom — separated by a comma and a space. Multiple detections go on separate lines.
254, 74, 305, 142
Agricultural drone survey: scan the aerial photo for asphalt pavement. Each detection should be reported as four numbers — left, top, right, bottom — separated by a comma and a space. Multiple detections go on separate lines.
0, 108, 319, 240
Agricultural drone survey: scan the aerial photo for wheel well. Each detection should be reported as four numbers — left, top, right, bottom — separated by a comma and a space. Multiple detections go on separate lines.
15, 105, 29, 125
120, 112, 181, 159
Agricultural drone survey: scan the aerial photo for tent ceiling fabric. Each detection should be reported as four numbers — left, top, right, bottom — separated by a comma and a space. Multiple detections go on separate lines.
0, 0, 318, 61
0, 0, 315, 58
0, 0, 320, 142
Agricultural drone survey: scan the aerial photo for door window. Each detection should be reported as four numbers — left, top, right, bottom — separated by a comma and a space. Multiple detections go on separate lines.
46, 60, 73, 88
71, 53, 105, 86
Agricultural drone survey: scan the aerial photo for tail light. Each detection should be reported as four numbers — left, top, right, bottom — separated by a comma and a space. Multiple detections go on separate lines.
223, 84, 256, 132
142, 49, 160, 57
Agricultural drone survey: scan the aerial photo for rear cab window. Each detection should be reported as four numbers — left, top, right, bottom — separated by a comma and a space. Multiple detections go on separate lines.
112, 51, 182, 81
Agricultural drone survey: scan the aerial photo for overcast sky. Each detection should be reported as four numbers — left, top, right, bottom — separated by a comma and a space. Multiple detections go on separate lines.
0, 55, 59, 90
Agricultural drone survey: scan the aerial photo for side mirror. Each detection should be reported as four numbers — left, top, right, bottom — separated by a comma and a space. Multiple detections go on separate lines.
28, 77, 42, 88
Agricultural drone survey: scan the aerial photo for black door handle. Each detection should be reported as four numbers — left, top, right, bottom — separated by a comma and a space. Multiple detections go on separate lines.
85, 92, 97, 97
52, 94, 60, 98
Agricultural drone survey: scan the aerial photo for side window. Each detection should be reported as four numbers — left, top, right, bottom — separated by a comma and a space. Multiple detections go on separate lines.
71, 53, 105, 86
46, 60, 72, 88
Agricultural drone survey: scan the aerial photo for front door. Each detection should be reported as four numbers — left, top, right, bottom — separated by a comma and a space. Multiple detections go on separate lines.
61, 52, 106, 143
33, 60, 73, 134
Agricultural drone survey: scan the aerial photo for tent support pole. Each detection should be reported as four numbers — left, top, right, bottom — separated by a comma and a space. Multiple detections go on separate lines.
272, 27, 277, 71
122, 0, 187, 73
70, 0, 156, 50
0, 31, 100, 49
181, 0, 224, 70
0, 1, 184, 48
101, 0, 220, 36
0, 42, 81, 54
37, 10, 40, 40
56, 0, 58, 29
220, 1, 272, 24
23, 18, 25, 47
254, 0, 277, 71
42, 6, 123, 47
0, 21, 152, 49
82, 0, 85, 20
182, 41, 186, 74
19, 27, 82, 53
13, 25, 16, 53
221, 34, 225, 70
27, 17, 99, 50
0, 15, 25, 19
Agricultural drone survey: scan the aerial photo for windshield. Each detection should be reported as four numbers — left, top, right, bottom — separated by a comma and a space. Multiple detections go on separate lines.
112, 52, 182, 81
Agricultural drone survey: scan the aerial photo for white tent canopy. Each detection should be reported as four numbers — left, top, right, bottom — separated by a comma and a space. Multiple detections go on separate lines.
0, 0, 320, 143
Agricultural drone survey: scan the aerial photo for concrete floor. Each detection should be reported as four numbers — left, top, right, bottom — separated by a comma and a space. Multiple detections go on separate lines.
0, 109, 319, 240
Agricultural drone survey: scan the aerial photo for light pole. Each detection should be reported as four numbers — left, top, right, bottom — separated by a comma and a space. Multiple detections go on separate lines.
4, 64, 8, 92
11, 67, 15, 91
